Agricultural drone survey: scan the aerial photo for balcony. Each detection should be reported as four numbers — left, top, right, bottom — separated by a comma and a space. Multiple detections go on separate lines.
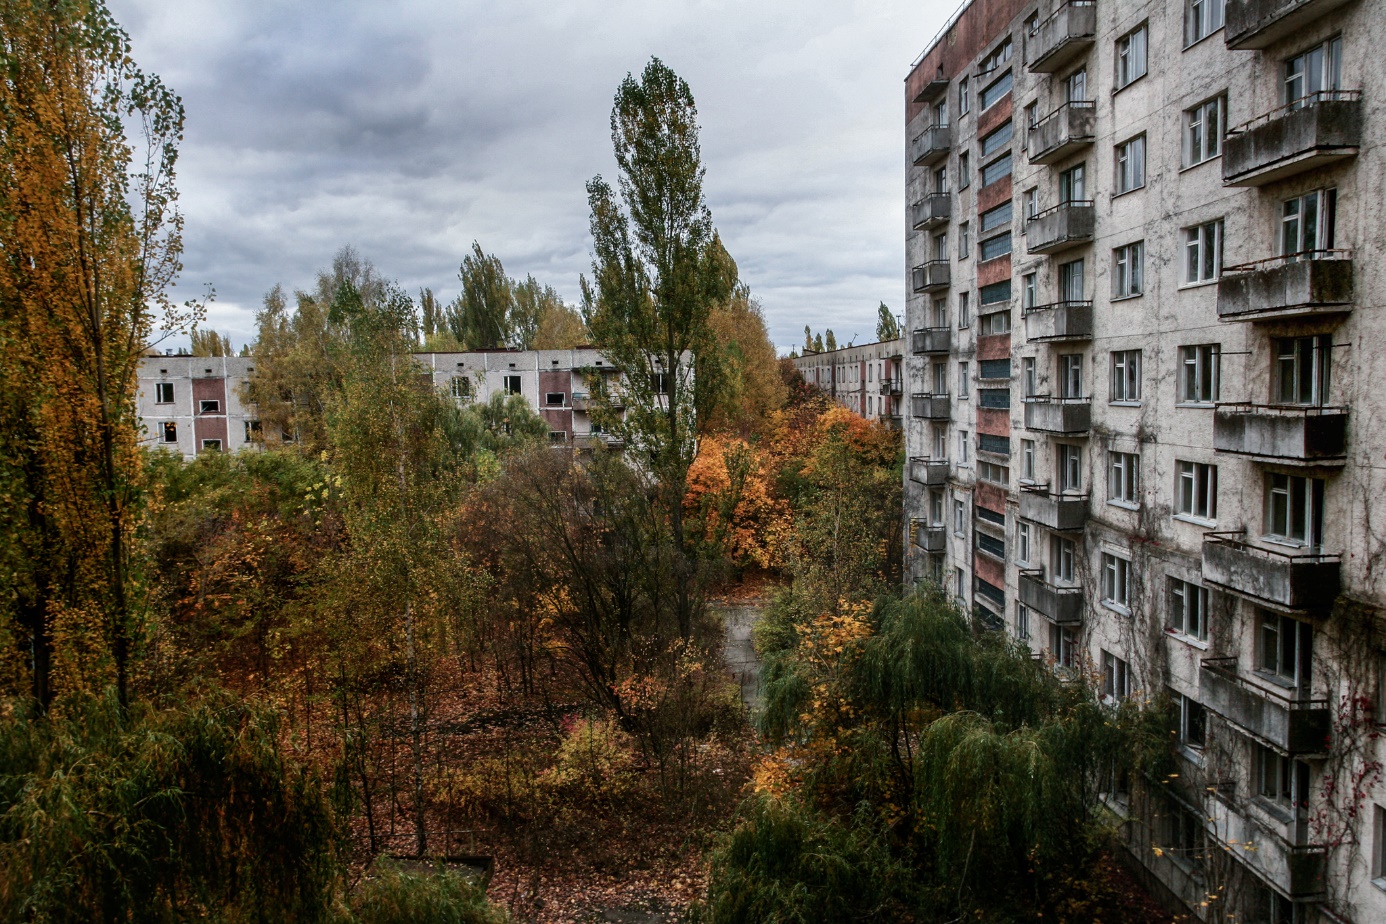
912, 326, 950, 354
1026, 101, 1095, 165
1026, 1, 1096, 73
1025, 201, 1094, 254
1223, 91, 1361, 186
1023, 301, 1092, 342
1217, 252, 1353, 322
912, 393, 950, 420
879, 378, 902, 397
1023, 397, 1091, 435
1213, 404, 1347, 465
1205, 790, 1326, 899
910, 123, 951, 167
1202, 532, 1340, 612
911, 193, 952, 230
1200, 657, 1331, 755
1226, 0, 1356, 50
909, 457, 949, 485
912, 260, 950, 293
1019, 569, 1084, 624
912, 520, 946, 552
1019, 484, 1088, 532
912, 73, 950, 104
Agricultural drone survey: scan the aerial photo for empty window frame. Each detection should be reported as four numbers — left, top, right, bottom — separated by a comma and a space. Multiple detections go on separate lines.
160, 421, 177, 443
1102, 553, 1131, 610
155, 382, 174, 404
545, 392, 566, 406
1281, 188, 1336, 257
1274, 335, 1332, 406
1258, 611, 1312, 687
1058, 443, 1083, 493
1175, 691, 1208, 748
1170, 578, 1210, 642
1111, 350, 1142, 403
1265, 473, 1325, 546
1176, 461, 1218, 521
200, 439, 222, 452
1052, 535, 1077, 584
504, 374, 523, 395
1113, 241, 1144, 298
1179, 345, 1221, 404
1102, 650, 1131, 700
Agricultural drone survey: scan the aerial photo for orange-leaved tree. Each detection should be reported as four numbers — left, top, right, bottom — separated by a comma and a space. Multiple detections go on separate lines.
0, 0, 189, 708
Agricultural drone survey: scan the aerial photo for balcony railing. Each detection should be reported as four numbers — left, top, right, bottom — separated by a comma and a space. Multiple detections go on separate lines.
911, 519, 947, 552
1223, 91, 1361, 186
1205, 788, 1327, 898
879, 378, 902, 396
1023, 301, 1092, 342
910, 123, 951, 167
1202, 531, 1340, 612
1213, 403, 1347, 465
1217, 251, 1353, 321
1025, 200, 1094, 254
912, 326, 950, 354
1026, 1, 1097, 73
1200, 656, 1331, 755
909, 457, 950, 485
912, 393, 951, 420
1019, 568, 1085, 624
1019, 483, 1088, 531
1226, 0, 1355, 50
1023, 396, 1091, 434
912, 260, 951, 292
911, 193, 952, 230
1026, 101, 1095, 165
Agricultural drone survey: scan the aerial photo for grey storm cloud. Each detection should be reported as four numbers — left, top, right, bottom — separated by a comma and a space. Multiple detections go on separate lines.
107, 0, 950, 353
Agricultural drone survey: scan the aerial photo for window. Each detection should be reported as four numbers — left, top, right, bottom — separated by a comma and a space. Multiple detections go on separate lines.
1281, 188, 1336, 256
1179, 345, 1221, 404
1053, 536, 1077, 584
954, 498, 967, 536
1185, 0, 1225, 46
1059, 163, 1085, 202
155, 382, 174, 404
933, 232, 949, 260
958, 151, 970, 187
978, 358, 1010, 379
159, 421, 177, 443
548, 431, 568, 443
200, 439, 222, 452
979, 37, 1013, 73
1184, 95, 1225, 166
932, 362, 947, 394
981, 71, 1012, 110
956, 566, 966, 599
931, 297, 948, 327
1051, 624, 1079, 668
545, 392, 565, 406
1256, 746, 1308, 815
1170, 578, 1210, 642
1373, 804, 1386, 884
1024, 100, 1038, 130
197, 399, 219, 414
1021, 439, 1036, 481
957, 222, 970, 259
1259, 612, 1311, 687
654, 372, 669, 395
929, 489, 945, 525
1059, 443, 1083, 493
1109, 451, 1140, 505
980, 201, 1012, 233
1016, 602, 1031, 641
1115, 24, 1148, 89
1285, 36, 1342, 107
979, 432, 1010, 455
1266, 473, 1324, 546
450, 376, 473, 399
958, 292, 971, 328
1175, 691, 1207, 747
1018, 522, 1032, 563
981, 153, 1012, 187
979, 232, 1012, 261
1114, 135, 1146, 194
932, 424, 947, 459
1023, 187, 1038, 220
934, 99, 949, 128
1176, 461, 1218, 521
1023, 272, 1037, 309
1102, 651, 1131, 700
1022, 358, 1037, 398
979, 460, 1009, 487
980, 311, 1011, 335
1064, 67, 1087, 104
1102, 554, 1131, 610
1110, 351, 1142, 403
1059, 354, 1083, 399
1275, 335, 1332, 406
1113, 241, 1144, 298
979, 280, 1011, 307
979, 389, 1010, 410
958, 361, 970, 398
980, 121, 1013, 156
1058, 259, 1085, 304
958, 430, 970, 464
933, 165, 948, 193
504, 374, 522, 394
1184, 220, 1222, 283
244, 420, 262, 441
1162, 803, 1208, 871
958, 76, 970, 115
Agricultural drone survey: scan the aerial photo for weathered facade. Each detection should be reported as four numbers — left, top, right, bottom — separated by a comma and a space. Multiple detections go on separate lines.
903, 1, 1386, 920
137, 348, 630, 458
791, 338, 905, 425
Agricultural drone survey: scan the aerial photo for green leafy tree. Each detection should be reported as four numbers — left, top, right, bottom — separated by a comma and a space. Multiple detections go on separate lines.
532, 300, 589, 349
803, 325, 813, 353
510, 275, 563, 350
875, 302, 900, 342
581, 57, 734, 638
824, 330, 837, 352
190, 327, 234, 356
449, 242, 513, 349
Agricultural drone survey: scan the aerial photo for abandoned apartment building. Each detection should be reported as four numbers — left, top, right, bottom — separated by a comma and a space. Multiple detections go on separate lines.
903, 0, 1386, 920
791, 337, 906, 426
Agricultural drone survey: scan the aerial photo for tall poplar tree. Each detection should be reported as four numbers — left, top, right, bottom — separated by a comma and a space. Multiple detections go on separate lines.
0, 0, 187, 708
581, 57, 732, 638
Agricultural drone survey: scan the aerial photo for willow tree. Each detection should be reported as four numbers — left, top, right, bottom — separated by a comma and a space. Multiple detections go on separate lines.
0, 0, 188, 708
581, 57, 732, 638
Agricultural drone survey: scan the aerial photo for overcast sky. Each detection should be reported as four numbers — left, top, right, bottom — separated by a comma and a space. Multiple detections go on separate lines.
109, 0, 952, 354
